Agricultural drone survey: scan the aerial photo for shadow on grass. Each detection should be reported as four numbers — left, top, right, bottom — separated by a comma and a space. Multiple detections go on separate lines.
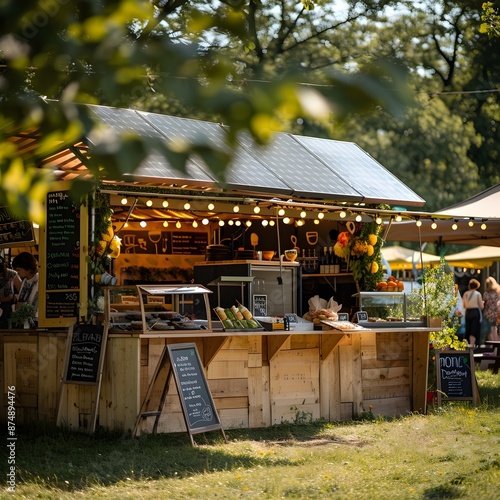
8, 420, 344, 492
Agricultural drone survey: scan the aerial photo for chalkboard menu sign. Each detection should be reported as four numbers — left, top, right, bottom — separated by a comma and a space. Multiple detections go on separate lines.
0, 206, 36, 248
436, 350, 477, 405
168, 343, 223, 436
45, 191, 80, 291
64, 323, 106, 384
45, 291, 80, 318
119, 230, 208, 255
253, 294, 267, 316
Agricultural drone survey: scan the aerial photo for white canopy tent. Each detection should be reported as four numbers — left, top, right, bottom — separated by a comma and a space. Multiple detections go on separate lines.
381, 245, 442, 271
444, 245, 500, 269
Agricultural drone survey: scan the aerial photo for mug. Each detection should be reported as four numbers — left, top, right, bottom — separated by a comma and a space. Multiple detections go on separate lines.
96, 272, 117, 285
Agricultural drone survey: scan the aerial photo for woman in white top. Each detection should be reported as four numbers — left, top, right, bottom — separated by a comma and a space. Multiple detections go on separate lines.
462, 278, 484, 348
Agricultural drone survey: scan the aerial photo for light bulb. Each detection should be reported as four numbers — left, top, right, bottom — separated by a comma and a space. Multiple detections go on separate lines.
283, 217, 290, 224
318, 212, 325, 219
481, 223, 487, 230
235, 220, 241, 226
314, 219, 320, 225
262, 220, 269, 226
202, 218, 209, 225
176, 221, 181, 229
228, 220, 234, 226
355, 214, 362, 222
208, 203, 215, 211
184, 202, 191, 210
431, 221, 437, 230
146, 199, 153, 207
163, 221, 169, 227
192, 221, 198, 228
375, 216, 382, 225
245, 220, 252, 227
162, 200, 169, 208
278, 208, 285, 216
121, 197, 128, 205
254, 206, 261, 214
140, 220, 147, 228
296, 219, 304, 226
300, 211, 307, 218
468, 220, 474, 227
219, 220, 225, 226
395, 215, 402, 222
233, 205, 240, 213
339, 211, 346, 219
415, 219, 422, 227
452, 222, 458, 231
269, 220, 275, 226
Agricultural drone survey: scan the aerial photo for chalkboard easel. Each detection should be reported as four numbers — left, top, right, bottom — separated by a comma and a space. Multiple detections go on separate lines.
56, 323, 109, 433
435, 349, 478, 407
133, 342, 226, 445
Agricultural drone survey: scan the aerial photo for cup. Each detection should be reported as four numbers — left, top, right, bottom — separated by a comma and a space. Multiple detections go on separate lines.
96, 272, 117, 285
284, 249, 298, 262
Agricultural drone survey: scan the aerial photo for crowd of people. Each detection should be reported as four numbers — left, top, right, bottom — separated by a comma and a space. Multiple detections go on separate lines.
0, 251, 39, 328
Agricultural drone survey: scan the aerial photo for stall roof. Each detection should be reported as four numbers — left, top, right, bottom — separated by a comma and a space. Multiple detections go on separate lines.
23, 104, 424, 208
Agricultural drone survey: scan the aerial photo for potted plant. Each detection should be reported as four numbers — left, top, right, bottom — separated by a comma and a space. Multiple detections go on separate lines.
9, 303, 36, 329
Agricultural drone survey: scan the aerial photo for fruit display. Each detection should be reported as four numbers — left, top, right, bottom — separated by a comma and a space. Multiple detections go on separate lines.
375, 276, 404, 292
214, 304, 263, 330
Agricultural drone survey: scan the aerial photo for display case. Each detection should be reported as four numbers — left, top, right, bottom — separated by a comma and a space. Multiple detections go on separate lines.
353, 292, 424, 327
103, 284, 213, 333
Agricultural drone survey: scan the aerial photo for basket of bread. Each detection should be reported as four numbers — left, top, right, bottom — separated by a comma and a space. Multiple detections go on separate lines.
214, 304, 264, 331
302, 295, 342, 327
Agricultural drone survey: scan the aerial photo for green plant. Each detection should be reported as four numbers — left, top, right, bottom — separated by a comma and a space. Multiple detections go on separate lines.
417, 259, 457, 319
9, 303, 36, 328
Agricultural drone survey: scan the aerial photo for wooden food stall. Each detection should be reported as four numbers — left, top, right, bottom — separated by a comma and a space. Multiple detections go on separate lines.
2, 105, 438, 434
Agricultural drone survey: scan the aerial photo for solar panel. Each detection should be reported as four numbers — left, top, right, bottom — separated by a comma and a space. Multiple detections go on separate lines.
292, 136, 425, 206
87, 106, 216, 183
237, 132, 363, 201
141, 113, 293, 194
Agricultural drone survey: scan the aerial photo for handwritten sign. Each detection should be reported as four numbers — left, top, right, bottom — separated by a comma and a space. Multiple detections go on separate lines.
120, 230, 208, 255
436, 350, 476, 405
253, 294, 267, 316
45, 291, 80, 318
168, 343, 222, 435
64, 324, 105, 384
356, 311, 369, 323
0, 206, 35, 248
45, 191, 80, 291
337, 313, 349, 321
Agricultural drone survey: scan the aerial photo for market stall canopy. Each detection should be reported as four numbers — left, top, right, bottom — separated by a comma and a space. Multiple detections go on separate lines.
11, 104, 425, 213
384, 184, 500, 247
381, 245, 442, 271
444, 246, 500, 269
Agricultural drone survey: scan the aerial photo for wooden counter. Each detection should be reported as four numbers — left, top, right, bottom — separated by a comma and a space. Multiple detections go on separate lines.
1, 327, 432, 433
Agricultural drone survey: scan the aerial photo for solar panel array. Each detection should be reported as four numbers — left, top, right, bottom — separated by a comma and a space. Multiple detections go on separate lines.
86, 105, 424, 206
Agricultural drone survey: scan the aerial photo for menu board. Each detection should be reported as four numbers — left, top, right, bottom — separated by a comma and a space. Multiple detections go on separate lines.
45, 191, 80, 291
0, 206, 36, 248
64, 323, 106, 384
436, 350, 476, 403
168, 343, 222, 435
119, 230, 208, 255
45, 291, 80, 319
171, 232, 208, 255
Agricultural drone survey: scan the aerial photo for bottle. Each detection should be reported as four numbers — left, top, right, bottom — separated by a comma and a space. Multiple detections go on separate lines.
319, 247, 325, 274
328, 246, 334, 274
333, 252, 340, 274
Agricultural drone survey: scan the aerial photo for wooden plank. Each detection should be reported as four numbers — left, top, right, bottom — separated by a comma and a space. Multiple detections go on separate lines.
271, 403, 320, 425
290, 334, 319, 350
213, 396, 248, 410
248, 352, 262, 368
351, 334, 363, 417
219, 408, 248, 429
222, 336, 249, 350
362, 358, 408, 369
363, 384, 410, 400
212, 349, 249, 362
340, 402, 353, 421
203, 336, 229, 366
361, 367, 410, 387
248, 366, 264, 427
267, 335, 290, 361
319, 349, 335, 420
16, 347, 38, 394
247, 335, 261, 354
339, 343, 354, 403
363, 396, 411, 418
207, 360, 248, 379
411, 330, 430, 413
156, 412, 186, 434
208, 378, 248, 398
261, 365, 271, 427
320, 333, 344, 360
376, 331, 410, 361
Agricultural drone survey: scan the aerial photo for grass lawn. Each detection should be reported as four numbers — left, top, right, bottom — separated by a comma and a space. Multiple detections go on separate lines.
3, 370, 499, 499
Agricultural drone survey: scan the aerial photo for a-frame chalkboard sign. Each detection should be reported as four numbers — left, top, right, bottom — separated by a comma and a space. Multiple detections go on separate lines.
133, 342, 226, 445
56, 322, 109, 433
435, 349, 478, 407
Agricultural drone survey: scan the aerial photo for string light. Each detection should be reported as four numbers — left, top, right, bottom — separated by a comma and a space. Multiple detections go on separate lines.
262, 220, 269, 226
192, 220, 198, 228
254, 205, 261, 214
163, 221, 169, 227
395, 214, 403, 222
162, 200, 169, 208
339, 211, 347, 218
415, 219, 422, 227
146, 199, 153, 207
218, 220, 225, 226
451, 221, 458, 231
283, 217, 290, 224
468, 219, 474, 227
269, 220, 275, 226
228, 220, 234, 225
375, 216, 382, 225
183, 201, 191, 210
431, 221, 437, 230
233, 205, 240, 213
202, 218, 209, 225
296, 219, 304, 226
140, 220, 147, 228
300, 211, 307, 218
314, 219, 320, 225
355, 214, 362, 222
245, 220, 252, 227
278, 208, 285, 216
317, 212, 325, 219
207, 202, 215, 211
481, 222, 487, 230
121, 197, 128, 205
235, 220, 241, 226
176, 221, 182, 229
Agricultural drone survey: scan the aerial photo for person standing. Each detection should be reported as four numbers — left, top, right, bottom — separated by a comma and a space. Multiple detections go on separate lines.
483, 276, 500, 341
462, 278, 484, 348
0, 257, 22, 328
12, 252, 39, 322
